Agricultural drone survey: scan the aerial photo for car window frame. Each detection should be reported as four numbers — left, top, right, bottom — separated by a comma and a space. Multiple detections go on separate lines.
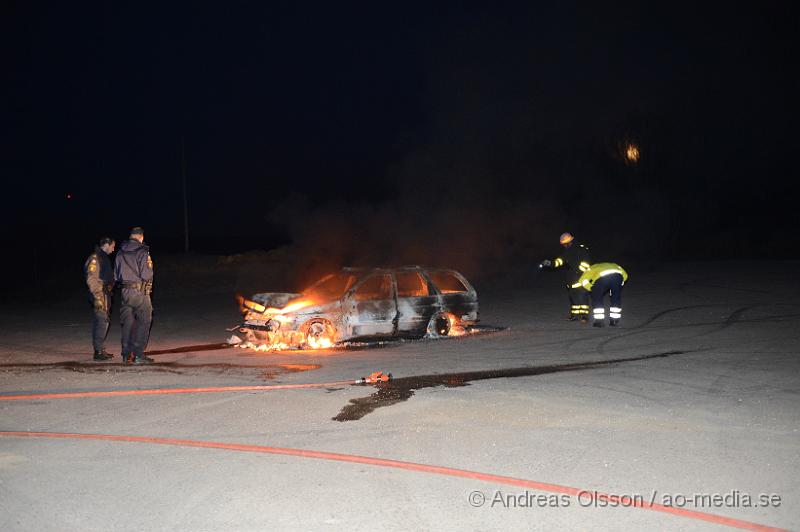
352, 273, 395, 302
394, 271, 431, 298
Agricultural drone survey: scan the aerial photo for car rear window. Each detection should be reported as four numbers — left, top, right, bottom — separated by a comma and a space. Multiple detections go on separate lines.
428, 271, 468, 294
355, 274, 393, 301
396, 272, 429, 297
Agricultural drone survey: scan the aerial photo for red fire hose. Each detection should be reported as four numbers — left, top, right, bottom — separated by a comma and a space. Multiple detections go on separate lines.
0, 431, 787, 532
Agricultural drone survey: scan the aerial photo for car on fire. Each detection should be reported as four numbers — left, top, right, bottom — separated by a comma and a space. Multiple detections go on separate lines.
234, 266, 479, 349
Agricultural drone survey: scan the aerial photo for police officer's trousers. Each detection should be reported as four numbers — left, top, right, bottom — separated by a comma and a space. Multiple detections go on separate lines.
89, 292, 112, 353
120, 288, 153, 358
590, 273, 624, 323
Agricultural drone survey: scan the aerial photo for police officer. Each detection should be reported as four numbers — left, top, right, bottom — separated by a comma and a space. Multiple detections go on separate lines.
85, 237, 116, 361
115, 227, 155, 364
575, 262, 628, 328
539, 232, 592, 321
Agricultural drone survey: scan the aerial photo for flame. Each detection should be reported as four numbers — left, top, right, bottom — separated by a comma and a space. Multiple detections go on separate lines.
306, 335, 332, 349
279, 299, 314, 314
260, 299, 315, 315
238, 325, 334, 352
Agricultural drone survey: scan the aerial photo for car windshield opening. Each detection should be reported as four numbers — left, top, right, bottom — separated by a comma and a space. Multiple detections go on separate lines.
304, 273, 356, 301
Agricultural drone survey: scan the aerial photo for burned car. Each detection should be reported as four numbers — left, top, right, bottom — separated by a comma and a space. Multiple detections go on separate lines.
234, 266, 479, 350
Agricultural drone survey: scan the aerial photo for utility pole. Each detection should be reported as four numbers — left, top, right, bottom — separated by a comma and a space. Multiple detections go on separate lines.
181, 137, 190, 252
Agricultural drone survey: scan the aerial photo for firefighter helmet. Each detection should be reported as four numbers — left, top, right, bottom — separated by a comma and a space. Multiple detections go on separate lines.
559, 232, 574, 245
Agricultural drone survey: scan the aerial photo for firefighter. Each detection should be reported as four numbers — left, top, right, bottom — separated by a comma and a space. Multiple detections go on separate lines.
85, 237, 116, 361
539, 232, 592, 321
575, 262, 628, 328
114, 227, 155, 364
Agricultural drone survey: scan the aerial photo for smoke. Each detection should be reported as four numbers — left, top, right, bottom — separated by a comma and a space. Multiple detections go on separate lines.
269, 191, 568, 290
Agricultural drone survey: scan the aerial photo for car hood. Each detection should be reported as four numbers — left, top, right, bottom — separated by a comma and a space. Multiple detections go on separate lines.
250, 292, 341, 317
251, 292, 302, 308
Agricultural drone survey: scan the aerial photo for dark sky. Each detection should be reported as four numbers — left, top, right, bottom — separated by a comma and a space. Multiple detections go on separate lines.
3, 2, 799, 278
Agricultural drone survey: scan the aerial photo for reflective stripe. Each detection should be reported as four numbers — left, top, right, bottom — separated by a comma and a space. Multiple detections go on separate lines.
610, 307, 622, 312
599, 269, 623, 277
571, 282, 583, 289
580, 280, 590, 288
579, 261, 590, 272
609, 312, 622, 319
554, 258, 564, 267
580, 305, 590, 309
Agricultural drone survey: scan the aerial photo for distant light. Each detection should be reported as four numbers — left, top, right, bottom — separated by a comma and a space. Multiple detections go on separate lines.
625, 143, 640, 163
66, 193, 73, 200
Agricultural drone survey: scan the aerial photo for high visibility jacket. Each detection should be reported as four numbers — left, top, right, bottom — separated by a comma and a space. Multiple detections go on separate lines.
573, 262, 628, 291
552, 243, 591, 280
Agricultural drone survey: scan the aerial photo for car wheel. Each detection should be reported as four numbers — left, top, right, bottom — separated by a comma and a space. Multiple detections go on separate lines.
426, 314, 451, 338
302, 319, 336, 349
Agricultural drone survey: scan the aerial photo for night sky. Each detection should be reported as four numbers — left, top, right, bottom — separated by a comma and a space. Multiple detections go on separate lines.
3, 2, 798, 283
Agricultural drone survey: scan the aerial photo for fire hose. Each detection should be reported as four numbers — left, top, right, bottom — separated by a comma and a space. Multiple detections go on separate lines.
0, 368, 788, 530
0, 371, 392, 401
0, 431, 787, 532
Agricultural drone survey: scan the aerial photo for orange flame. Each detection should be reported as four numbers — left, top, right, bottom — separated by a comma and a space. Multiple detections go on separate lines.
260, 299, 315, 315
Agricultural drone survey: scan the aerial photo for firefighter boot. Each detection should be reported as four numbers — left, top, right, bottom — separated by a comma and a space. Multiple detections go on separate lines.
593, 321, 604, 328
133, 355, 155, 365
609, 318, 620, 327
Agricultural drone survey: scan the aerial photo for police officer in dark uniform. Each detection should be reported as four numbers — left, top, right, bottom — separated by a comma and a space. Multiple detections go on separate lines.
114, 227, 155, 364
85, 237, 116, 360
539, 232, 592, 322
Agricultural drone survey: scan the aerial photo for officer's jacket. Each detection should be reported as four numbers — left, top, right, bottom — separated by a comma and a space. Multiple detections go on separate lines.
84, 247, 114, 298
575, 262, 628, 291
114, 239, 154, 284
552, 243, 591, 280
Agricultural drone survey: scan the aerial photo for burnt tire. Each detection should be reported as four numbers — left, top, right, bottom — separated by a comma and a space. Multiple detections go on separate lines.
426, 314, 451, 338
301, 319, 336, 348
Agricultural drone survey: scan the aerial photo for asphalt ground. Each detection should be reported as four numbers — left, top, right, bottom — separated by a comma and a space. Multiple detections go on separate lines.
1, 261, 798, 531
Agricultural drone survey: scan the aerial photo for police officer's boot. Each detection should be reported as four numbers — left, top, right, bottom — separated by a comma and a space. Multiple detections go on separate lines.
93, 350, 113, 361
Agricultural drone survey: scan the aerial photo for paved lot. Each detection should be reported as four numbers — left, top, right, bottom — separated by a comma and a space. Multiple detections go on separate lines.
1, 261, 798, 531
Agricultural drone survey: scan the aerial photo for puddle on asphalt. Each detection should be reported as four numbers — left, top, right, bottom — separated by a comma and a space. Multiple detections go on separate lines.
145, 343, 232, 355
333, 351, 687, 421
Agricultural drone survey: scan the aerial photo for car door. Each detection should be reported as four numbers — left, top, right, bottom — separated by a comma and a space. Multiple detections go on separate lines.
425, 269, 479, 323
395, 271, 438, 337
345, 273, 397, 338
